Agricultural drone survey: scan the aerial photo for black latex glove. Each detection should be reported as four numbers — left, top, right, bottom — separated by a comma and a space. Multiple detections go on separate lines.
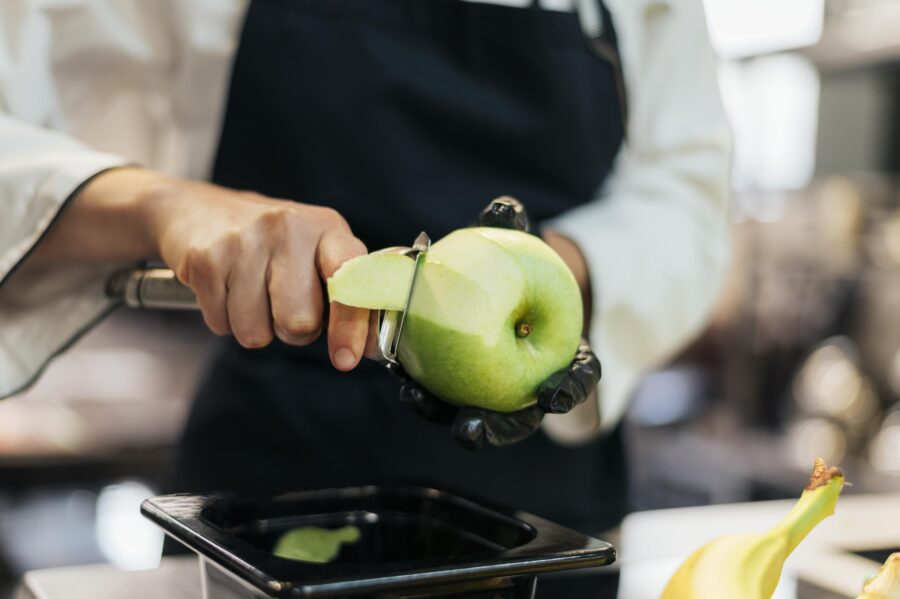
395, 196, 602, 450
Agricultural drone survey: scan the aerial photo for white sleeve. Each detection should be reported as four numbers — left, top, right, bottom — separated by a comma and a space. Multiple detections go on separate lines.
543, 0, 732, 437
0, 1, 246, 399
0, 113, 130, 398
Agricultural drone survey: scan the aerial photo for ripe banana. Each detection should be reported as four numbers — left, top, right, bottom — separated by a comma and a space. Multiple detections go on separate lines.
661, 458, 844, 599
858, 553, 900, 599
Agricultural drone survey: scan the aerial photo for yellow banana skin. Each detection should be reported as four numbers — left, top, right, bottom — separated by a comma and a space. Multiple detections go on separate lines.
857, 553, 900, 599
661, 459, 844, 599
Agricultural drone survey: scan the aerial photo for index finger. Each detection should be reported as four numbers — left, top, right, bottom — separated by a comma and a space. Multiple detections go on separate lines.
316, 228, 369, 371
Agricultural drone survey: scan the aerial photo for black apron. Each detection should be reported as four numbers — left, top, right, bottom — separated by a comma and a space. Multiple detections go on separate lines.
173, 0, 627, 540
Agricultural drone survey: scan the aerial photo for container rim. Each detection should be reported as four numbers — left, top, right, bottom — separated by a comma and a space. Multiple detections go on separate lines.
141, 485, 616, 598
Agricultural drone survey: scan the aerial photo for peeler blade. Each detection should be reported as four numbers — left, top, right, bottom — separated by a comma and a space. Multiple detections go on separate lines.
376, 231, 431, 366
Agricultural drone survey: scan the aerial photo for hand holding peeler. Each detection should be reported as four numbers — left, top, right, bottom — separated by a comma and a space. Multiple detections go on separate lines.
105, 232, 431, 367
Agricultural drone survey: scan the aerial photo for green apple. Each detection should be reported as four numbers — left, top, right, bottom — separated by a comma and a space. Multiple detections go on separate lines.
327, 227, 582, 412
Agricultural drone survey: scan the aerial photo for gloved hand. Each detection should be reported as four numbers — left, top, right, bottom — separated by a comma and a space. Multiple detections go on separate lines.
393, 196, 602, 450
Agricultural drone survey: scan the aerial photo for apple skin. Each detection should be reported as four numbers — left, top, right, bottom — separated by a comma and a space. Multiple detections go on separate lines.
398, 227, 583, 412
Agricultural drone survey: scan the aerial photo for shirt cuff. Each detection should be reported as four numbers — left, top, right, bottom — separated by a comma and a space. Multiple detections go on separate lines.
0, 154, 131, 399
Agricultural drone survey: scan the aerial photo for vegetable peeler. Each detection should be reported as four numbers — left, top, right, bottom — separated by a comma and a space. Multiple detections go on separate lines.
105, 231, 431, 367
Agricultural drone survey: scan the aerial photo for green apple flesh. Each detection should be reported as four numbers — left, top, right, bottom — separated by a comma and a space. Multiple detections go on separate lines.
326, 252, 414, 312
327, 228, 583, 412
272, 525, 361, 563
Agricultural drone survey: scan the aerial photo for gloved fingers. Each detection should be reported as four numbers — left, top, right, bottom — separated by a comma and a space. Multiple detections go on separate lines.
385, 360, 411, 382
399, 381, 459, 425
477, 196, 531, 232
536, 340, 601, 414
451, 404, 545, 450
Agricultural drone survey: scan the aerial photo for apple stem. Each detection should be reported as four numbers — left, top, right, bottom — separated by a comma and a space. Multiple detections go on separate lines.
516, 322, 533, 338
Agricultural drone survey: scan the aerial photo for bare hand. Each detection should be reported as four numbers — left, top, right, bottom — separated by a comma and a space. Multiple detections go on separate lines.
142, 177, 369, 370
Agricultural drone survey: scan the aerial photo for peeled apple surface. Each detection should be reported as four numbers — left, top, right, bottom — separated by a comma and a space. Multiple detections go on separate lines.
327, 228, 583, 412
661, 458, 845, 599
272, 525, 360, 563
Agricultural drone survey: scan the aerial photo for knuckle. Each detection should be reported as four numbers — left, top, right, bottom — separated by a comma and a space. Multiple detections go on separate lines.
178, 246, 216, 285
345, 235, 367, 256
235, 328, 273, 349
316, 206, 349, 230
194, 231, 244, 264
274, 323, 321, 346
221, 229, 245, 255
257, 206, 291, 232
257, 205, 312, 245
321, 232, 367, 273
276, 314, 322, 337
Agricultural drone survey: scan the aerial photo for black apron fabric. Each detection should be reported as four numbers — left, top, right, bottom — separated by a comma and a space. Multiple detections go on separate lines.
172, 0, 628, 540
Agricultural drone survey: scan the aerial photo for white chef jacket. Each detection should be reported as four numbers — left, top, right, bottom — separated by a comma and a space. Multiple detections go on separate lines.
0, 0, 731, 440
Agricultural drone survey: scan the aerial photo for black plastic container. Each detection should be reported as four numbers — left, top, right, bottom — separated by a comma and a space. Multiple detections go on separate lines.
141, 486, 615, 598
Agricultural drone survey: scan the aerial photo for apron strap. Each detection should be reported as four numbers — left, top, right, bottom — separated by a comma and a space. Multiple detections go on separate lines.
574, 0, 629, 136
524, 0, 627, 133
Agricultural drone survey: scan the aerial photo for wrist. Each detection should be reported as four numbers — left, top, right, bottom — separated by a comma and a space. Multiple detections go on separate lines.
29, 166, 171, 265
81, 166, 173, 259
129, 169, 189, 258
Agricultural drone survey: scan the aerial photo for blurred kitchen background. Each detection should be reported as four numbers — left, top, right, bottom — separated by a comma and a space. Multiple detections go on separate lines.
2, 0, 900, 596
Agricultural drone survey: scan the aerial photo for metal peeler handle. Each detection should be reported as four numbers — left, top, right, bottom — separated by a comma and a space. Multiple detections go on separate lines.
106, 268, 199, 310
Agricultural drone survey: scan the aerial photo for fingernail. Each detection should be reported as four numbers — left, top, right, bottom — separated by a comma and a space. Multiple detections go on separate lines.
333, 348, 356, 370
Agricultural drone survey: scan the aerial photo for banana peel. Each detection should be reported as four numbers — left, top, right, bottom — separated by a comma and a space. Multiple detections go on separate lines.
858, 553, 900, 599
661, 458, 844, 599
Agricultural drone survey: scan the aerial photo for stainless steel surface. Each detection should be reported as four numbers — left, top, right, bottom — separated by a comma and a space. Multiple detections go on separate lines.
15, 555, 201, 599
107, 269, 199, 310
797, 580, 852, 599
